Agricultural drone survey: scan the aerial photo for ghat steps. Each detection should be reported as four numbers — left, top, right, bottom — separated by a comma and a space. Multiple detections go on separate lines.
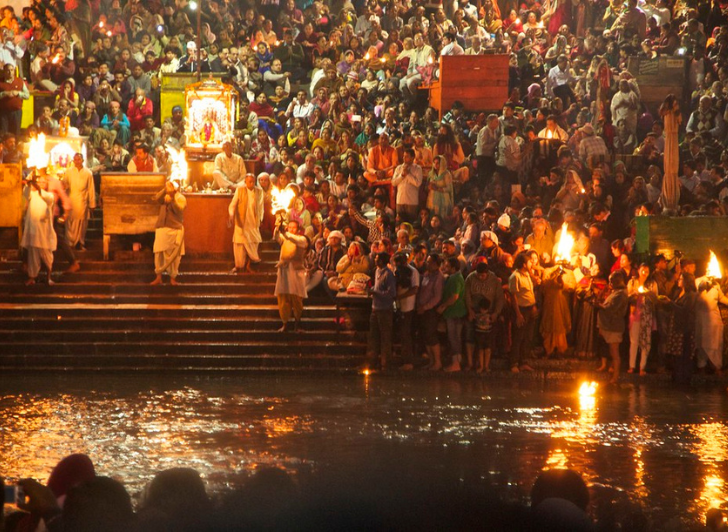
0, 210, 369, 372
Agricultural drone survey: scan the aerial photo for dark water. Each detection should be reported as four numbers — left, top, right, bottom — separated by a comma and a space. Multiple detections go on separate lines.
1, 374, 727, 528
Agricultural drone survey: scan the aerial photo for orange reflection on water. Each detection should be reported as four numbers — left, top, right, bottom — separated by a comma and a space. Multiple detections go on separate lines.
691, 422, 728, 519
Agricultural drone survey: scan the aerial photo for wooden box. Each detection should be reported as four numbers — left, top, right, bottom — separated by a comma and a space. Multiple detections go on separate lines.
626, 57, 686, 116
635, 216, 728, 262
427, 55, 510, 118
101, 172, 167, 260
0, 164, 23, 246
183, 193, 234, 257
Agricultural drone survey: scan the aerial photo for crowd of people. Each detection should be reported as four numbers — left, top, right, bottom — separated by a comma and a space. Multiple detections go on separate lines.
3, 454, 725, 531
2, 0, 728, 380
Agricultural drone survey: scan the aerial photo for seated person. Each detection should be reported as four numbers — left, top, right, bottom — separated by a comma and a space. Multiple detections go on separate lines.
363, 132, 399, 183
213, 141, 247, 189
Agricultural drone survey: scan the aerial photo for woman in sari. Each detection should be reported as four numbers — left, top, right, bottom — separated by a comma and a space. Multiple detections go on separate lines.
426, 155, 454, 218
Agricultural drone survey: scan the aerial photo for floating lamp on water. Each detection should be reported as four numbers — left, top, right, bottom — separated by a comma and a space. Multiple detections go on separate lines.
579, 381, 598, 411
579, 381, 598, 397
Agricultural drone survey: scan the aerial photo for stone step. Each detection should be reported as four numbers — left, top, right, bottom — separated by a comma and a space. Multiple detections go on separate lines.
0, 353, 362, 371
0, 280, 278, 293
0, 316, 345, 331
0, 304, 346, 319
0, 261, 279, 273
0, 340, 363, 356
0, 329, 360, 342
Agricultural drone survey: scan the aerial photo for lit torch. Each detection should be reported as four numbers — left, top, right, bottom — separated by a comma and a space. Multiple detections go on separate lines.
553, 222, 574, 265
166, 145, 189, 188
27, 133, 49, 176
707, 250, 722, 281
271, 186, 296, 214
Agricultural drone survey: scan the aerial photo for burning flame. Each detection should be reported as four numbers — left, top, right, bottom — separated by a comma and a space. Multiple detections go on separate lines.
166, 146, 189, 188
427, 55, 434, 64
51, 55, 60, 64
271, 186, 296, 213
579, 381, 597, 397
554, 223, 574, 263
637, 285, 647, 294
707, 250, 722, 279
99, 21, 104, 28
579, 381, 597, 411
546, 129, 554, 139
27, 134, 48, 169
515, 18, 521, 24
364, 53, 370, 60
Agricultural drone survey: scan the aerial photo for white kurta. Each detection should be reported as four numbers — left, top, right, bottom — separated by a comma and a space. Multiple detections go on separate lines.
274, 231, 309, 299
21, 188, 57, 251
229, 186, 263, 245
695, 283, 728, 368
65, 166, 96, 246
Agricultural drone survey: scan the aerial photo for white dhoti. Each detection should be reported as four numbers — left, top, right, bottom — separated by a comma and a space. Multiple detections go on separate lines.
234, 242, 260, 269
153, 227, 185, 278
21, 188, 57, 279
26, 247, 54, 278
231, 185, 263, 268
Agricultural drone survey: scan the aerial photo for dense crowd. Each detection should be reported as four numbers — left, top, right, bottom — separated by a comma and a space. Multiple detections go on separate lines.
2, 0, 728, 380
2, 454, 724, 531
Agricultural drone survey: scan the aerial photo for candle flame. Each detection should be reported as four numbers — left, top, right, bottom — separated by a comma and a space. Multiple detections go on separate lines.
271, 186, 296, 213
515, 18, 521, 24
427, 55, 434, 64
546, 129, 553, 139
554, 223, 574, 263
638, 285, 646, 294
106, 30, 112, 37
364, 53, 370, 60
99, 21, 104, 28
51, 55, 60, 64
707, 250, 722, 279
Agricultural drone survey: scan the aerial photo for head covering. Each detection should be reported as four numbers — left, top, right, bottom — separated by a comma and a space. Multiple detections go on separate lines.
328, 230, 345, 242
47, 454, 96, 499
481, 230, 499, 246
497, 213, 511, 228
580, 123, 594, 135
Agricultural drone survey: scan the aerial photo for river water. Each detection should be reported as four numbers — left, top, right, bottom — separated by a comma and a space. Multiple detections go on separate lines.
1, 374, 727, 528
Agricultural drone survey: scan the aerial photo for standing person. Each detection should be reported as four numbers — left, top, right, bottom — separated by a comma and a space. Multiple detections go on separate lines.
213, 141, 247, 190
45, 168, 79, 274
21, 175, 56, 286
394, 251, 420, 370
391, 147, 423, 223
508, 252, 537, 373
364, 252, 398, 371
441, 257, 467, 372
150, 181, 187, 286
65, 153, 96, 251
227, 173, 264, 274
598, 271, 629, 384
540, 266, 576, 358
671, 272, 697, 385
417, 254, 445, 370
695, 276, 728, 374
0, 63, 29, 136
475, 114, 501, 187
464, 262, 504, 372
274, 216, 309, 332
626, 263, 658, 375
426, 155, 454, 218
